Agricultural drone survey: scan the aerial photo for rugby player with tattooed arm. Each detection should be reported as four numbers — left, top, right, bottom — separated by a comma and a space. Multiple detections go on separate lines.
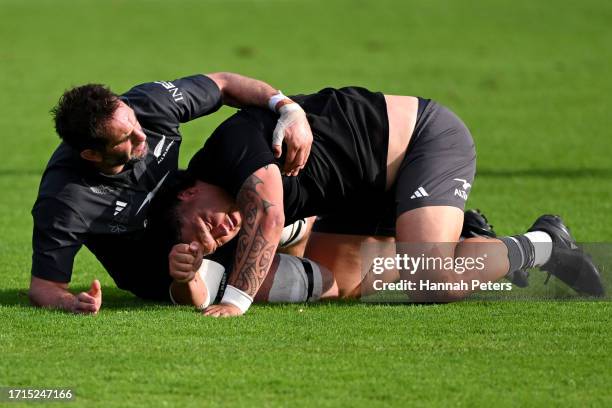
30, 72, 314, 314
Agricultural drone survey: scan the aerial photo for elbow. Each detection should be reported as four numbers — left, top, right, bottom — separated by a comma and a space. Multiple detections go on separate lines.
262, 209, 285, 237
205, 72, 239, 107
205, 72, 229, 92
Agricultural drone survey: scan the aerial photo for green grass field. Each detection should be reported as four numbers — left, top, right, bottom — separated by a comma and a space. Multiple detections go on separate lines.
1, 0, 611, 406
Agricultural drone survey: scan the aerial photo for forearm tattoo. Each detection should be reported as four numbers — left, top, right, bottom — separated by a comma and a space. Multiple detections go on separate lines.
229, 173, 277, 296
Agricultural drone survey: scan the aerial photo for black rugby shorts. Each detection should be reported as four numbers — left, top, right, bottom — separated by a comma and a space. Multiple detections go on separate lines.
313, 99, 476, 237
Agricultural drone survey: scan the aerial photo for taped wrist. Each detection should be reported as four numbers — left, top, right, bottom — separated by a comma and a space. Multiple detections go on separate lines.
268, 91, 286, 112
221, 285, 254, 313
169, 259, 226, 310
197, 259, 226, 310
278, 103, 302, 116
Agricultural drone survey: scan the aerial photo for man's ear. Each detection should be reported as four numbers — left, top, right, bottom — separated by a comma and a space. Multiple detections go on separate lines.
80, 149, 103, 163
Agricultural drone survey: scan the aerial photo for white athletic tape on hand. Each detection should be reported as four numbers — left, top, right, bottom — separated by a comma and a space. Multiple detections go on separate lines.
221, 285, 254, 313
196, 259, 225, 310
272, 103, 304, 147
268, 91, 286, 112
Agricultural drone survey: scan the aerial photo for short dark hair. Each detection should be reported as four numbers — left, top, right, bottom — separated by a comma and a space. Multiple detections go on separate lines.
51, 84, 120, 152
147, 170, 198, 246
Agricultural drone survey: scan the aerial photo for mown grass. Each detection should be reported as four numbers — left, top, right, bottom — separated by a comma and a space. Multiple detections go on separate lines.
1, 0, 611, 406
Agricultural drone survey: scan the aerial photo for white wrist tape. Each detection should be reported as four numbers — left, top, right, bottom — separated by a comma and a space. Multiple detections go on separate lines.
196, 259, 225, 309
272, 103, 304, 147
221, 285, 254, 313
278, 102, 302, 115
268, 91, 286, 112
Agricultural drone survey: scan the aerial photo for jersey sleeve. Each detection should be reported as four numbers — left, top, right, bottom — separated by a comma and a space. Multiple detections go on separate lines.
31, 198, 87, 283
187, 109, 278, 197
120, 74, 223, 133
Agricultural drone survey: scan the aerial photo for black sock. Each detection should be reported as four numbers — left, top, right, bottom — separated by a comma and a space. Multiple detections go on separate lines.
500, 235, 536, 273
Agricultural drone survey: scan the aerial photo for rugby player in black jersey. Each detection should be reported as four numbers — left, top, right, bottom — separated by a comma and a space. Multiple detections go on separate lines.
30, 73, 315, 314
163, 87, 604, 317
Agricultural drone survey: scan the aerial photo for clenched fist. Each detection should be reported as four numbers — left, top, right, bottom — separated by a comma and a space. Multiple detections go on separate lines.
169, 242, 204, 283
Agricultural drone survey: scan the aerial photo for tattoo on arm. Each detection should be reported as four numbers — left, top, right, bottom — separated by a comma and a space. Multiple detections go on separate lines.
229, 173, 277, 296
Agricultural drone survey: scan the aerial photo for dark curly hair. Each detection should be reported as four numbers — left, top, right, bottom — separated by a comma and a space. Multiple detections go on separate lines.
147, 170, 198, 247
51, 84, 120, 152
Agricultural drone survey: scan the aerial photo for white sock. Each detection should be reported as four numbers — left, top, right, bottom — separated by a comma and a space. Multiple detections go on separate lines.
523, 231, 553, 267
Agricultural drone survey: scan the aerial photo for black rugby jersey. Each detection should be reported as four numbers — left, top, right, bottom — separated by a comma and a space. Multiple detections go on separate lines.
31, 75, 222, 286
187, 86, 389, 225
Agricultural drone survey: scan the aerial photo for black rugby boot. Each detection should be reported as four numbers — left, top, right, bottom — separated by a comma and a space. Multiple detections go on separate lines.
506, 269, 530, 289
528, 215, 605, 297
461, 209, 496, 239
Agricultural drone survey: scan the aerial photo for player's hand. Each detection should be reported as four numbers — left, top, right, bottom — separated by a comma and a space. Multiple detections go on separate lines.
72, 279, 102, 314
202, 303, 243, 318
169, 242, 204, 283
272, 102, 313, 176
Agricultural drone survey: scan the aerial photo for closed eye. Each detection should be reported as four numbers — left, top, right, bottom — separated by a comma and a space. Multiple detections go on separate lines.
112, 135, 131, 147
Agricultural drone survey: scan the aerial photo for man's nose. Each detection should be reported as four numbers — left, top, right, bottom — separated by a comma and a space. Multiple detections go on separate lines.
193, 222, 217, 254
210, 223, 230, 238
133, 127, 146, 142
